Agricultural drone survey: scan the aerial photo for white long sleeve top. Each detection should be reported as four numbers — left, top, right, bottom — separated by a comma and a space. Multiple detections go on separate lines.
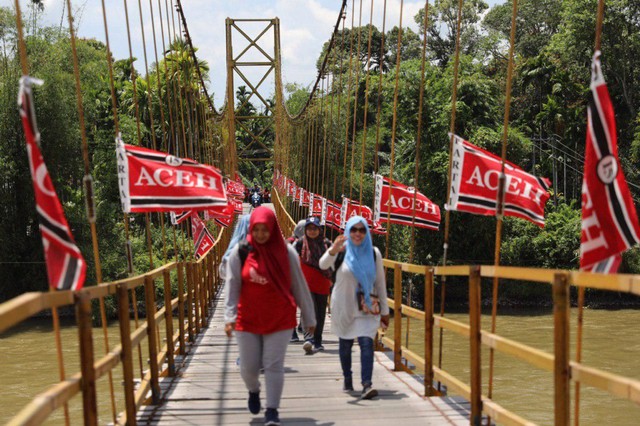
319, 246, 388, 339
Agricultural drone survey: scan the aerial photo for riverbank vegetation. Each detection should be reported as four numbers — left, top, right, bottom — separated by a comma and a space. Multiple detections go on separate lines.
1, 1, 640, 310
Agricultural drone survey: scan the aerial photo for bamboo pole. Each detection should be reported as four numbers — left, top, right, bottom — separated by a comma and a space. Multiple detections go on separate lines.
553, 273, 570, 426
76, 291, 97, 426
393, 263, 403, 371
117, 284, 137, 426
469, 266, 482, 425
424, 266, 435, 396
144, 276, 161, 405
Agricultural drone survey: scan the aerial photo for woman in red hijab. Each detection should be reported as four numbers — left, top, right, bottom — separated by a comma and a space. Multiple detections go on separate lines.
224, 207, 315, 426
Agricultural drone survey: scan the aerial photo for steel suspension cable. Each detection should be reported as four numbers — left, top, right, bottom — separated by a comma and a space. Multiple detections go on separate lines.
383, 0, 404, 259
575, 2, 606, 424
341, 0, 356, 198
65, 0, 119, 422
373, 0, 387, 175
348, 0, 364, 201
487, 0, 520, 412
100, 0, 146, 383
438, 0, 464, 386
13, 3, 70, 424
332, 10, 348, 213
358, 0, 376, 208
136, 0, 169, 263
405, 0, 431, 370
147, 0, 181, 263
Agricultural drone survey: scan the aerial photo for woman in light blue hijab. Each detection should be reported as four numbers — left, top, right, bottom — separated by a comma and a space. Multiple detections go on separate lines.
319, 215, 389, 400
219, 214, 251, 279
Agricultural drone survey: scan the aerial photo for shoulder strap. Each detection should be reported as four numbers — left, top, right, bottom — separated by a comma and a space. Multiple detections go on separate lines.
238, 239, 252, 267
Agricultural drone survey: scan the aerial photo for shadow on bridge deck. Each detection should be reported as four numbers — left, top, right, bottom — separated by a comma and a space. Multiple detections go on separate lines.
136, 294, 473, 425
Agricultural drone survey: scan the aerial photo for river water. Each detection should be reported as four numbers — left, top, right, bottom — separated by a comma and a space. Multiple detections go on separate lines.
1, 309, 639, 425
391, 308, 640, 425
0, 317, 176, 425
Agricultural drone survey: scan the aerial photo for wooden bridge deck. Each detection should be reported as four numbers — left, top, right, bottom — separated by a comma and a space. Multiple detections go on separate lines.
136, 299, 473, 425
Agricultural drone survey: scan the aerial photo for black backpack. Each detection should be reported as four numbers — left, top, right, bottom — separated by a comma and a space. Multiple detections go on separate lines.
237, 239, 252, 267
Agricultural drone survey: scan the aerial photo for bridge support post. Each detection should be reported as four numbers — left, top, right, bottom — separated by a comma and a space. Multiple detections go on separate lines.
163, 269, 176, 376
144, 276, 161, 405
76, 290, 98, 426
393, 263, 403, 371
469, 266, 482, 425
117, 284, 137, 425
193, 263, 201, 334
186, 263, 194, 342
553, 273, 570, 426
177, 262, 186, 355
424, 267, 436, 396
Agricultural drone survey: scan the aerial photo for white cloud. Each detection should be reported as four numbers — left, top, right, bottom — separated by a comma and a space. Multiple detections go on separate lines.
7, 0, 452, 109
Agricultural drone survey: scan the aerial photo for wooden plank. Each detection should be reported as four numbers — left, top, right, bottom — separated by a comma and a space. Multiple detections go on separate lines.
434, 265, 472, 276
137, 300, 477, 426
481, 331, 554, 371
0, 292, 74, 334
480, 265, 558, 283
434, 315, 470, 337
570, 361, 640, 404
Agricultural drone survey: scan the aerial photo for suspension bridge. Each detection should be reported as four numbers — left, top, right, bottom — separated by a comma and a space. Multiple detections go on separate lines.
1, 0, 640, 425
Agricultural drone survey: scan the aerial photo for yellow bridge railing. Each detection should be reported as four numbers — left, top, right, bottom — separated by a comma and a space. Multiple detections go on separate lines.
273, 187, 640, 426
0, 228, 228, 426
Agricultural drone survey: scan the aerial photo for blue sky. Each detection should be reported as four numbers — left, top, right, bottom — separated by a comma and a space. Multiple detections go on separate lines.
8, 0, 503, 110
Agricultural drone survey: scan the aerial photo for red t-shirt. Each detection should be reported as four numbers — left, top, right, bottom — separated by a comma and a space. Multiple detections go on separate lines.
236, 260, 297, 334
300, 262, 332, 295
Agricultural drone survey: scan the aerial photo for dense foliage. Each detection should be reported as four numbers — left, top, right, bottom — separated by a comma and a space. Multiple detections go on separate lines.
1, 1, 640, 306
302, 0, 640, 304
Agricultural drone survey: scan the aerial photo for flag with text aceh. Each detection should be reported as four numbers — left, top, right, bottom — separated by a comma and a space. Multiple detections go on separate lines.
580, 52, 640, 273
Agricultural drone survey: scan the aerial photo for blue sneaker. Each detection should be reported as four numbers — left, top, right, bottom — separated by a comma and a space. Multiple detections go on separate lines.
265, 408, 280, 425
248, 391, 260, 414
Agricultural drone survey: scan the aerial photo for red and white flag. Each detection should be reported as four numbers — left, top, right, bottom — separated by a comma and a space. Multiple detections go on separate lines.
191, 213, 215, 259
215, 216, 233, 228
298, 188, 310, 207
116, 142, 227, 213
447, 134, 551, 227
310, 193, 324, 216
231, 197, 243, 214
374, 174, 440, 231
340, 197, 375, 228
19, 76, 86, 291
325, 200, 341, 230
287, 179, 297, 197
225, 179, 245, 198
170, 211, 191, 225
580, 52, 640, 273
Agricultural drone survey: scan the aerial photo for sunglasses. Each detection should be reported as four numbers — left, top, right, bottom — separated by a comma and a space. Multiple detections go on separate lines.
349, 226, 366, 235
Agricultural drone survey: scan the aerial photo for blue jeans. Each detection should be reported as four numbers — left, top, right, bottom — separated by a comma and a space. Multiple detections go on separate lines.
338, 336, 374, 386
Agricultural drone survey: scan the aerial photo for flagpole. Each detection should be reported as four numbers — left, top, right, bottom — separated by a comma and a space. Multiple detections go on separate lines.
407, 0, 430, 361
439, 0, 464, 391
14, 2, 71, 425
487, 0, 520, 419
575, 2, 606, 425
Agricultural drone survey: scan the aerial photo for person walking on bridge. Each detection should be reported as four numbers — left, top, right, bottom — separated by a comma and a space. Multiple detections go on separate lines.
218, 213, 251, 281
294, 216, 332, 354
224, 206, 316, 426
319, 216, 389, 399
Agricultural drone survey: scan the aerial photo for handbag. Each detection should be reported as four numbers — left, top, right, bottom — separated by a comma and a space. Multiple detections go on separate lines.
356, 284, 380, 315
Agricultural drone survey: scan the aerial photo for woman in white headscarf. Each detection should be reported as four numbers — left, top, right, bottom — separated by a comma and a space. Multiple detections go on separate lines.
319, 216, 389, 400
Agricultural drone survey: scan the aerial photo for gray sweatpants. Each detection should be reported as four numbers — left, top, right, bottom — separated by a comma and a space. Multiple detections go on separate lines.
235, 328, 291, 409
